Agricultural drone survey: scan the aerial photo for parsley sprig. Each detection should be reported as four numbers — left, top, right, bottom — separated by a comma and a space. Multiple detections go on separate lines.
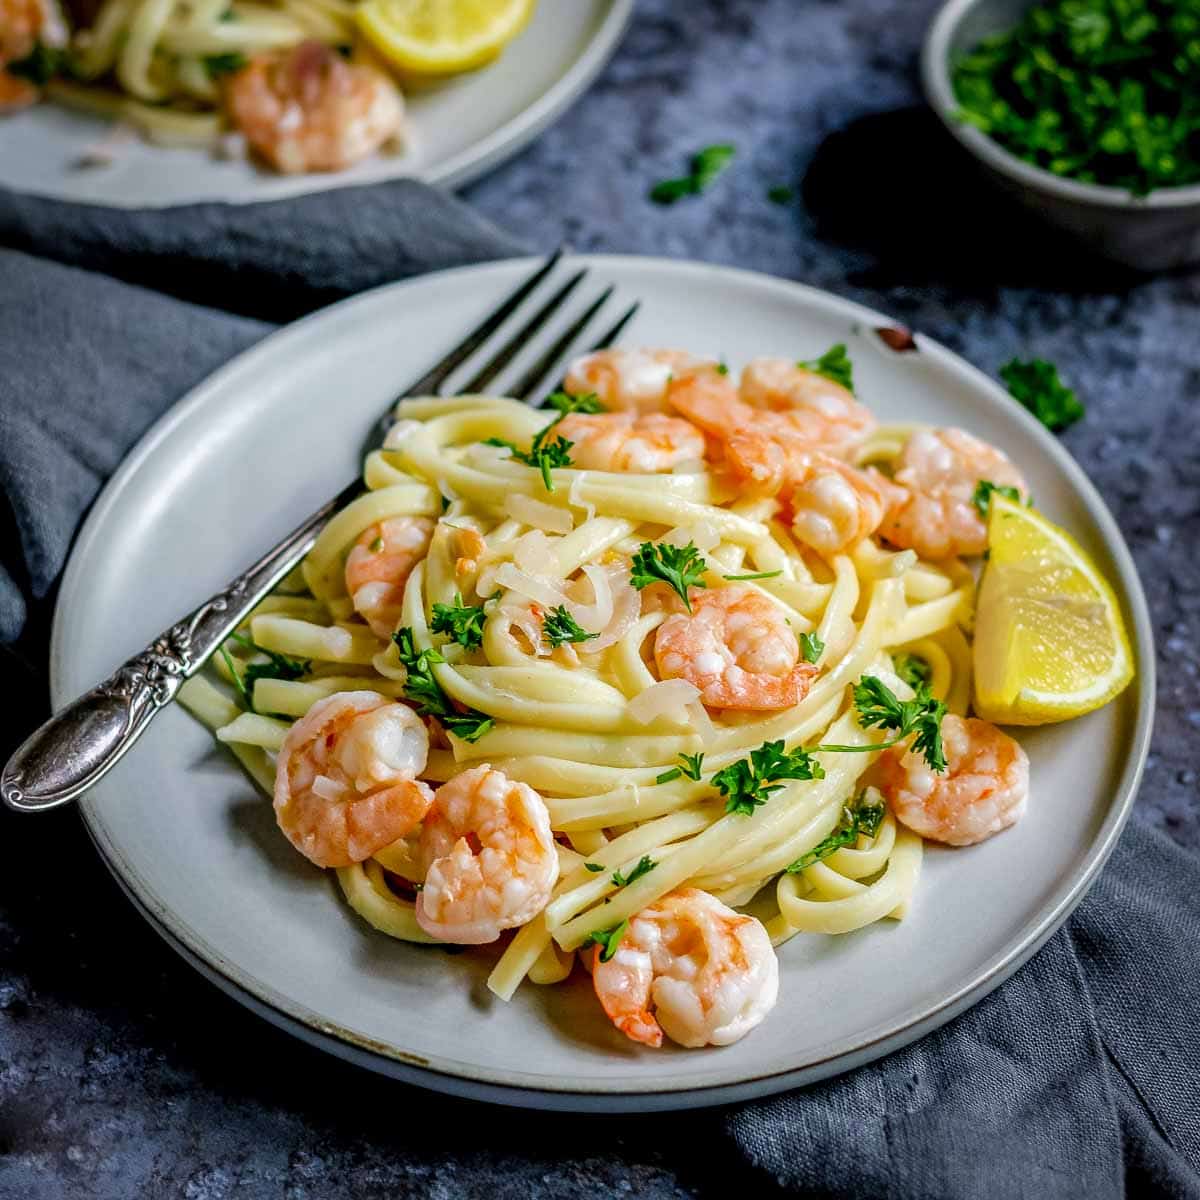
584, 920, 629, 963
392, 627, 493, 743
482, 390, 603, 492
430, 594, 488, 650
650, 144, 737, 204
220, 632, 309, 713
630, 541, 708, 611
797, 343, 854, 392
785, 790, 887, 874
1000, 358, 1084, 432
610, 855, 657, 889
893, 653, 932, 691
712, 740, 826, 816
799, 631, 825, 664
545, 390, 604, 417
542, 605, 598, 649
723, 570, 782, 581
972, 479, 1027, 517
655, 751, 705, 785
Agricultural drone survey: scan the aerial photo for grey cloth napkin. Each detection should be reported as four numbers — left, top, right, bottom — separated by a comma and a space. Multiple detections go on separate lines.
2, 182, 1197, 1200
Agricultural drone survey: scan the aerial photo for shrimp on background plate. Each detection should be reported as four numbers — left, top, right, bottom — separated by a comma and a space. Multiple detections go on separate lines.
873, 713, 1029, 846
227, 40, 403, 174
416, 764, 559, 944
344, 514, 435, 639
876, 428, 1028, 560
654, 585, 817, 711
556, 411, 706, 473
274, 691, 434, 868
592, 888, 779, 1048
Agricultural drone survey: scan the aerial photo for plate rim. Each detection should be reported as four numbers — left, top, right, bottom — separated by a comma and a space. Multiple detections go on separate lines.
1, 0, 632, 207
52, 254, 1156, 1109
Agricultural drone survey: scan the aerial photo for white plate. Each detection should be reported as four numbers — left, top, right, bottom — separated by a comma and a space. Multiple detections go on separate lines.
0, 2, 629, 207
52, 256, 1154, 1111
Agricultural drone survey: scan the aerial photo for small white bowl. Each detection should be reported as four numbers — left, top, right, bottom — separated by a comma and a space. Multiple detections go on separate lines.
922, 0, 1200, 270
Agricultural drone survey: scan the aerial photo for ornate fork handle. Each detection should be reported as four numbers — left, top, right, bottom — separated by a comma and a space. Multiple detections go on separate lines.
1, 480, 361, 814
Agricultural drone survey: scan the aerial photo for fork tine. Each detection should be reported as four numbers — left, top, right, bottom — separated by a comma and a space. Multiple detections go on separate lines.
459, 268, 589, 395
400, 248, 564, 397
509, 285, 615, 402
587, 300, 640, 352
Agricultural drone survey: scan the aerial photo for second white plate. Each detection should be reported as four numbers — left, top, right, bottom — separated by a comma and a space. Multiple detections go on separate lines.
0, 1, 630, 207
53, 255, 1154, 1109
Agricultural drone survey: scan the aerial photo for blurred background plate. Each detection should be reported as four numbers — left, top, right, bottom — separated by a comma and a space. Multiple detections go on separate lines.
0, 0, 630, 207
51, 255, 1154, 1110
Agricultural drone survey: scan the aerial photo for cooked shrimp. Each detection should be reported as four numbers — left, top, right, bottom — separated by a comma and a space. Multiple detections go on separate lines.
556, 411, 706, 473
344, 515, 434, 639
227, 41, 403, 174
786, 453, 887, 555
274, 691, 434, 868
0, 0, 44, 110
564, 349, 715, 413
416, 764, 559, 944
874, 714, 1029, 847
654, 585, 817, 711
739, 358, 876, 458
877, 428, 1028, 559
592, 888, 778, 1048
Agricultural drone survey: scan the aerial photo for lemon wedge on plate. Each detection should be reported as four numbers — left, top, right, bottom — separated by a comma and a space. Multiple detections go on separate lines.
357, 0, 536, 76
973, 494, 1134, 725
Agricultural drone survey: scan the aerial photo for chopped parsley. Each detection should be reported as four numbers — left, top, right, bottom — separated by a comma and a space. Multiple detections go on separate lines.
952, 0, 1200, 195
584, 920, 629, 963
430, 595, 488, 650
785, 791, 887, 873
542, 605, 598, 649
545, 390, 604, 417
221, 631, 309, 713
972, 479, 1023, 517
630, 541, 708, 611
392, 627, 494, 743
799, 631, 825, 664
797, 343, 854, 392
611, 855, 657, 889
723, 569, 782, 581
655, 751, 705, 785
712, 740, 826, 817
650, 144, 736, 204
8, 43, 69, 85
583, 862, 605, 873
484, 433, 574, 492
1000, 358, 1084, 432
893, 652, 932, 691
203, 52, 246, 78
369, 535, 385, 552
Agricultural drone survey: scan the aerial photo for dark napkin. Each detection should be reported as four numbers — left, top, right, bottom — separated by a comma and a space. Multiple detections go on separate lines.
2, 181, 1198, 1200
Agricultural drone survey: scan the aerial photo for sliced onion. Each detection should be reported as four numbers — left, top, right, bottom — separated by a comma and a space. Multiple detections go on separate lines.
513, 530, 558, 575
568, 564, 613, 634
505, 493, 574, 534
628, 679, 701, 726
312, 774, 347, 801
579, 564, 640, 653
568, 470, 596, 522
498, 602, 550, 657
495, 562, 570, 610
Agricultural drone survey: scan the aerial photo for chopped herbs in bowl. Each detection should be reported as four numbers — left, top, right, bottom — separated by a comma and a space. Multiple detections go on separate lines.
922, 0, 1200, 270
952, 0, 1200, 195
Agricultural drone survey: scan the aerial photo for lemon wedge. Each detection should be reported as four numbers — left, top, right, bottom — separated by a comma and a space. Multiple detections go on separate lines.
972, 495, 1134, 724
356, 0, 536, 76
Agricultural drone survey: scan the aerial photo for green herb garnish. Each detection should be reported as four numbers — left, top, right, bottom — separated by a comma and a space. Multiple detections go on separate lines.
655, 751, 705, 785
711, 740, 826, 817
542, 605, 599, 649
799, 631, 825, 664
785, 791, 887, 873
392, 627, 494, 743
203, 51, 246, 78
430, 594, 488, 650
221, 631, 309, 713
630, 541, 708, 610
833, 676, 948, 773
723, 570, 782, 581
650, 144, 737, 204
484, 433, 574, 492
611, 855, 657, 889
583, 862, 605, 873
797, 343, 854, 392
1000, 358, 1084, 432
8, 43, 68, 85
952, 0, 1200, 196
584, 920, 629, 963
545, 390, 605, 416
972, 479, 1024, 517
893, 653, 932, 691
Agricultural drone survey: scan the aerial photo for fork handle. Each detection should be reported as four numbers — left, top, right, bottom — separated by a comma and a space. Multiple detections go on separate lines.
1, 480, 361, 814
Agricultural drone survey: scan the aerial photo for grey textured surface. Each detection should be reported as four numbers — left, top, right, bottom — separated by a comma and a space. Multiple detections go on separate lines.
1, 1, 1198, 1198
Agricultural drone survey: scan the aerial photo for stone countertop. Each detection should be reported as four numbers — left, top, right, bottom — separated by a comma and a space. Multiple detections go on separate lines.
1, 1, 1197, 1197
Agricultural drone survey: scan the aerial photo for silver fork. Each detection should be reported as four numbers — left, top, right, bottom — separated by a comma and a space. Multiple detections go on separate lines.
2, 252, 638, 814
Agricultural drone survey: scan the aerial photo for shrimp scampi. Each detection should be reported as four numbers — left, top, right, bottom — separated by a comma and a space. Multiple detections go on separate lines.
274, 691, 434, 869
344, 514, 435, 639
592, 889, 779, 1048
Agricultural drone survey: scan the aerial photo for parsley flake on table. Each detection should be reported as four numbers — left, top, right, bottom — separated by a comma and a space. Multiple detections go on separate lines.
1000, 358, 1084, 432
712, 740, 825, 817
650, 144, 737, 204
611, 855, 657, 889
797, 343, 854, 391
392, 627, 494, 743
584, 920, 629, 963
542, 605, 598, 649
430, 594, 488, 650
630, 541, 708, 611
